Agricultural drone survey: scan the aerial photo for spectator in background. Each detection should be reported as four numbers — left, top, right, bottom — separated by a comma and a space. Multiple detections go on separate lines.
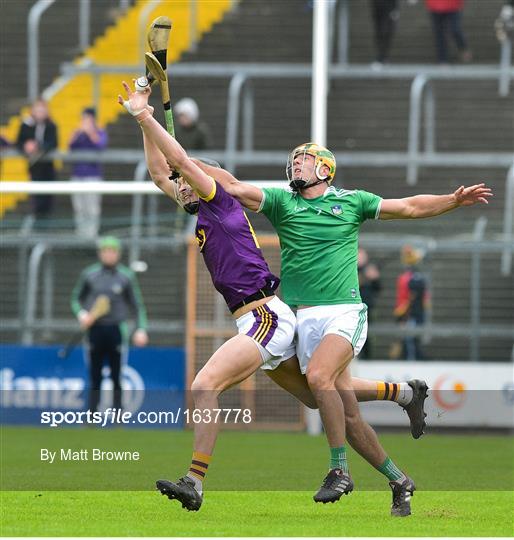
69, 107, 108, 238
173, 98, 211, 150
425, 0, 472, 64
370, 0, 399, 68
357, 248, 381, 359
0, 134, 12, 178
495, 0, 514, 42
0, 134, 11, 148
71, 236, 148, 413
391, 245, 430, 361
16, 98, 58, 225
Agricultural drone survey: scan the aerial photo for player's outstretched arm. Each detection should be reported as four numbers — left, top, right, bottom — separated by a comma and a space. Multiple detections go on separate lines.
191, 158, 264, 212
379, 183, 493, 220
142, 130, 178, 202
118, 80, 213, 199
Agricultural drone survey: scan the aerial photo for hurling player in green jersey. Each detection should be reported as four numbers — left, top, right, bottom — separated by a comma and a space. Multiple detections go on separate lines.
202, 141, 492, 515
120, 81, 431, 515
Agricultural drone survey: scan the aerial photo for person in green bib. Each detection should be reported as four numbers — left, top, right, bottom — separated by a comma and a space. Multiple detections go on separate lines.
197, 141, 492, 515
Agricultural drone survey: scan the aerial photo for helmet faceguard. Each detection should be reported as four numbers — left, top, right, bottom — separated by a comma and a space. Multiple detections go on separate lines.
183, 201, 200, 215
169, 178, 199, 215
286, 142, 336, 191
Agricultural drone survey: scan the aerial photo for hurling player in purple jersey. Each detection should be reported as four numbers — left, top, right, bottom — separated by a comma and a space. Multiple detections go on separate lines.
118, 81, 429, 513
119, 81, 299, 511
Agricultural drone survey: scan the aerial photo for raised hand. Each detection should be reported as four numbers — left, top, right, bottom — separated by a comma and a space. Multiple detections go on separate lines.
453, 183, 493, 207
117, 80, 150, 116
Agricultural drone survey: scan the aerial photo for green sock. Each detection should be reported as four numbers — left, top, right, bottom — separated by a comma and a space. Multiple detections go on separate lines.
377, 457, 406, 482
329, 446, 349, 472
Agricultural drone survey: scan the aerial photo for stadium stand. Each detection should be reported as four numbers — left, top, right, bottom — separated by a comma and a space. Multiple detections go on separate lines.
0, 0, 123, 213
0, 0, 512, 361
0, 0, 121, 125
0, 0, 232, 215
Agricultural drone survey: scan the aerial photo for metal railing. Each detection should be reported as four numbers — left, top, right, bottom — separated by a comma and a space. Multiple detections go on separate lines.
1, 232, 512, 358
131, 159, 151, 264
25, 0, 511, 106
360, 232, 514, 362
79, 0, 91, 52
11, 58, 514, 277
189, 0, 199, 54
470, 217, 488, 362
138, 0, 223, 61
501, 162, 514, 276
2, 146, 512, 171
79, 0, 134, 52
499, 35, 512, 96
56, 62, 514, 177
60, 60, 514, 81
27, 0, 56, 103
406, 69, 514, 184
27, 0, 219, 102
1, 236, 187, 345
336, 0, 350, 65
21, 243, 51, 344
139, 0, 163, 61
2, 156, 513, 278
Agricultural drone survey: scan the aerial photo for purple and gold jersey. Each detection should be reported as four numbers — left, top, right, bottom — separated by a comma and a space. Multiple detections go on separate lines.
195, 181, 279, 311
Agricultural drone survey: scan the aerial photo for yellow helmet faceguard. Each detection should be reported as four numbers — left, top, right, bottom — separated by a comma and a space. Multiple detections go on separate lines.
286, 142, 336, 191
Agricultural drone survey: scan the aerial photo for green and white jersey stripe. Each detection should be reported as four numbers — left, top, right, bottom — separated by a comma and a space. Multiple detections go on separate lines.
352, 305, 368, 347
259, 186, 382, 307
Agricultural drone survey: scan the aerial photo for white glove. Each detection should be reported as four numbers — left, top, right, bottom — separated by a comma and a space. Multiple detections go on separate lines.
120, 99, 147, 117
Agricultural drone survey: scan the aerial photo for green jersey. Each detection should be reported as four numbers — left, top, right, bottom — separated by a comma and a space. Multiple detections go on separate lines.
259, 186, 382, 307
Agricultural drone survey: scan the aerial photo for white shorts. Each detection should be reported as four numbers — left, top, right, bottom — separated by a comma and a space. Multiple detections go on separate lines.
235, 296, 296, 370
296, 303, 368, 374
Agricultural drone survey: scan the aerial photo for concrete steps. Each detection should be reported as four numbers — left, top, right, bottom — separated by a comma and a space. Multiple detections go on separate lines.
0, 0, 511, 360
347, 0, 505, 64
0, 0, 121, 124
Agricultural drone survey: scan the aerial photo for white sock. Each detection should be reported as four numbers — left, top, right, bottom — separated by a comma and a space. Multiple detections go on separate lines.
186, 473, 203, 495
397, 382, 413, 406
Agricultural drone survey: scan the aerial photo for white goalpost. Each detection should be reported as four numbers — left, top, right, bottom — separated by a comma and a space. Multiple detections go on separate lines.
305, 0, 331, 436
0, 0, 332, 436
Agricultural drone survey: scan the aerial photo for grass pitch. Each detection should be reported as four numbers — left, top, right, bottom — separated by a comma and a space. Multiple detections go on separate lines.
1, 427, 513, 536
2, 490, 513, 537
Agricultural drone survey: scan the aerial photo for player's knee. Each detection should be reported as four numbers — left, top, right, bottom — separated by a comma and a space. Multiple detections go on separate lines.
306, 366, 335, 391
191, 374, 210, 393
191, 371, 221, 395
344, 409, 362, 431
336, 383, 356, 401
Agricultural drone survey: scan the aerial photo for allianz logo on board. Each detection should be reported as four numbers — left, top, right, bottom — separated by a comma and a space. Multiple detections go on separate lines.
0, 366, 145, 412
